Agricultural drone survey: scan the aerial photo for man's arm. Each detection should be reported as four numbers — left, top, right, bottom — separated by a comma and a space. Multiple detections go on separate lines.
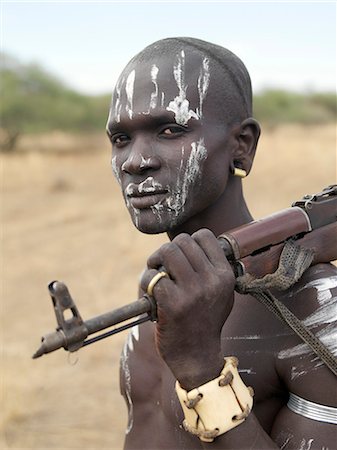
141, 230, 337, 449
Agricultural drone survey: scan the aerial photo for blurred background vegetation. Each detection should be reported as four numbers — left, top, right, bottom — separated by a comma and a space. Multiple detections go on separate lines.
1, 52, 336, 152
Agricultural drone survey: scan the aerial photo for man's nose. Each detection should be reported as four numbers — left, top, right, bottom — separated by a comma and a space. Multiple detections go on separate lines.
121, 143, 161, 175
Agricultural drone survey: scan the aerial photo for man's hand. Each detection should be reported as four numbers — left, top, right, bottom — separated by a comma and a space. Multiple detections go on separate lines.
140, 228, 235, 390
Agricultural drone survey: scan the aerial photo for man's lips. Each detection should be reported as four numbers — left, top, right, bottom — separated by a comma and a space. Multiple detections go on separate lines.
125, 178, 168, 209
127, 189, 168, 209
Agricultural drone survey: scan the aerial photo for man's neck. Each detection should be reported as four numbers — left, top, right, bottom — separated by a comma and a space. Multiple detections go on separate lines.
167, 179, 253, 240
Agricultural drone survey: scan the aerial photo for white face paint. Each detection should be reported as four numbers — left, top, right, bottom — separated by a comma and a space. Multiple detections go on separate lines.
110, 50, 214, 233
108, 49, 210, 129
107, 76, 124, 127
111, 155, 121, 185
125, 70, 136, 120
165, 138, 207, 220
197, 57, 210, 118
149, 64, 159, 109
124, 176, 166, 227
125, 176, 164, 197
122, 139, 208, 230
166, 50, 199, 125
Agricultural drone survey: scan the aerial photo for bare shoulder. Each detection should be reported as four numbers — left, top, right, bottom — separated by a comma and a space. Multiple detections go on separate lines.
269, 264, 337, 449
275, 262, 337, 404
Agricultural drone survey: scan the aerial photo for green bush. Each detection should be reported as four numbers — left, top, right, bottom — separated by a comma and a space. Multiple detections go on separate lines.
0, 53, 110, 150
253, 90, 336, 125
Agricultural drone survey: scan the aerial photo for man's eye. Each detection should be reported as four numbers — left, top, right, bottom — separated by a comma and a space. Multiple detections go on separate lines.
111, 134, 130, 146
160, 126, 186, 137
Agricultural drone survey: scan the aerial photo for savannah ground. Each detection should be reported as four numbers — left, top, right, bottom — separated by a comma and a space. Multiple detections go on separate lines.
1, 124, 336, 449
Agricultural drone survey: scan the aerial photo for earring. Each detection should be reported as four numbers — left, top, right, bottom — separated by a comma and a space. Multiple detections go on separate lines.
230, 162, 247, 178
233, 167, 247, 178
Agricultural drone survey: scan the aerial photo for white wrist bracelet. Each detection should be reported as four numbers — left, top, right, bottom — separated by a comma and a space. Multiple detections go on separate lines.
175, 357, 254, 442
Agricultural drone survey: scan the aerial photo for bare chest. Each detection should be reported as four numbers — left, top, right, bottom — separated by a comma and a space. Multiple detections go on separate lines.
120, 306, 288, 448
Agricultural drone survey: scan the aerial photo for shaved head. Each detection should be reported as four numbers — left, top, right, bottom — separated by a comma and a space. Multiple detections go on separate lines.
114, 37, 253, 126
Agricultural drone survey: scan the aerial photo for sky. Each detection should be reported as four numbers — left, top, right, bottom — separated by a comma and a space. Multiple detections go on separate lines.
1, 1, 336, 95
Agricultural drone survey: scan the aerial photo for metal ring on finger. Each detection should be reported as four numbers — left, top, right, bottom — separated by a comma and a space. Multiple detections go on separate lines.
147, 271, 169, 297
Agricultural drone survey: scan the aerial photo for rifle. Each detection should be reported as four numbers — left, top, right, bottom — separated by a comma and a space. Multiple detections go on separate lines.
33, 185, 337, 359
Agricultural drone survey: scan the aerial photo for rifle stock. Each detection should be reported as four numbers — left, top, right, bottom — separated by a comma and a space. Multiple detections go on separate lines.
239, 222, 337, 278
33, 185, 337, 358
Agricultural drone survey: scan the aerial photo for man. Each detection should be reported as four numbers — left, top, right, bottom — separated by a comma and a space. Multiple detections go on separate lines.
106, 37, 337, 449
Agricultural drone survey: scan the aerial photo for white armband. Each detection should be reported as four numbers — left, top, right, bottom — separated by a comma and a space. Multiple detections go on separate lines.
175, 357, 254, 442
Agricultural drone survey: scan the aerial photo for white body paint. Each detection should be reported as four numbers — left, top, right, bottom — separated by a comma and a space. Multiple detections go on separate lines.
196, 58, 210, 118
278, 276, 337, 372
238, 368, 256, 375
120, 325, 140, 435
110, 51, 212, 229
126, 70, 136, 120
123, 140, 208, 228
166, 50, 199, 125
125, 176, 164, 197
111, 155, 121, 184
275, 430, 294, 449
224, 334, 262, 340
279, 325, 337, 361
166, 138, 207, 220
150, 65, 159, 110
299, 438, 314, 450
108, 50, 211, 130
107, 75, 124, 127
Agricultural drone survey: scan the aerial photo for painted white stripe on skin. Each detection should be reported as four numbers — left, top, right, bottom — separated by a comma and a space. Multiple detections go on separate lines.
124, 195, 140, 228
238, 368, 256, 375
166, 50, 199, 125
291, 366, 307, 381
125, 177, 165, 197
197, 58, 210, 118
138, 177, 163, 194
289, 276, 337, 303
126, 70, 136, 120
224, 334, 262, 340
150, 65, 159, 109
278, 276, 337, 368
299, 438, 314, 450
166, 139, 207, 218
275, 431, 294, 450
109, 76, 124, 124
111, 155, 121, 185
125, 177, 165, 227
278, 324, 337, 362
302, 295, 337, 327
140, 156, 152, 170
120, 324, 139, 435
106, 109, 112, 135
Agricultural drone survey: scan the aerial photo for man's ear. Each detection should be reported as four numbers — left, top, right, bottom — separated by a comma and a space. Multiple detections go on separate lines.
232, 118, 261, 176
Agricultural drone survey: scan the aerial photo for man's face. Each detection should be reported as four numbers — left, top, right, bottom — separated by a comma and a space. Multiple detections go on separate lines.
106, 50, 233, 234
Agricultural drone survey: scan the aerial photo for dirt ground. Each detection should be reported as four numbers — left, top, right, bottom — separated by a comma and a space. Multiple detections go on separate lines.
1, 124, 336, 449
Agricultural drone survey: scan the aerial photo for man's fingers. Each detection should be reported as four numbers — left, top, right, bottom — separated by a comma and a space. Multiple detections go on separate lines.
171, 233, 213, 272
192, 228, 230, 268
140, 268, 171, 298
147, 242, 195, 281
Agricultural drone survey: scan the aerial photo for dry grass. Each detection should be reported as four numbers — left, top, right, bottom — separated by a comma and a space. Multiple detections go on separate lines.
1, 124, 336, 449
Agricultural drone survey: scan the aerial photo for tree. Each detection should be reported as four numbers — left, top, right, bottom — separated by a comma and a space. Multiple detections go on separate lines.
0, 53, 110, 151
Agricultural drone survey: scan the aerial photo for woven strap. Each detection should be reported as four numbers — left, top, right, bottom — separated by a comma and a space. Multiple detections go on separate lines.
236, 241, 337, 377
